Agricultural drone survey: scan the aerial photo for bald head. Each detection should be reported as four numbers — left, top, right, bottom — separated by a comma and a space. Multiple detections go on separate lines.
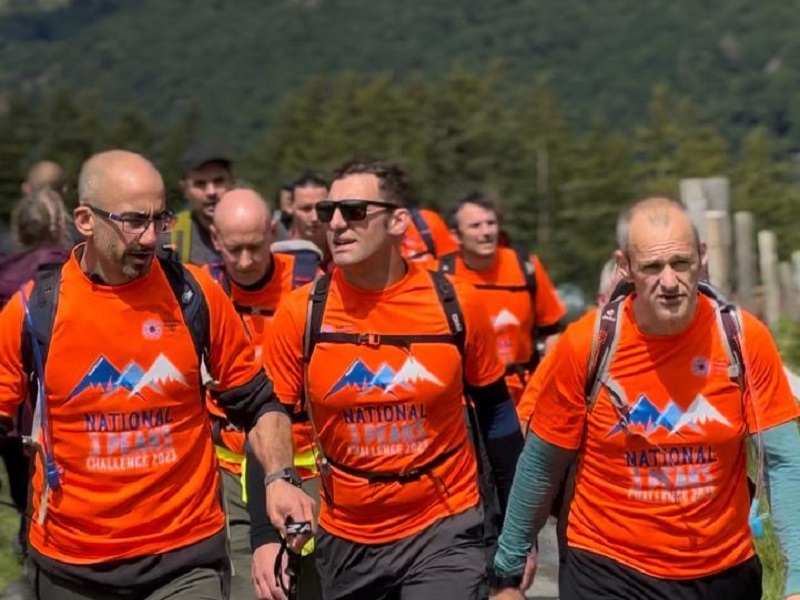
23, 160, 65, 196
616, 197, 699, 253
211, 189, 274, 286
213, 189, 271, 233
78, 150, 164, 211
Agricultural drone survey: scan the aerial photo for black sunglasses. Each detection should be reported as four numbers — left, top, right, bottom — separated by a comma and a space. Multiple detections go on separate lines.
315, 199, 397, 223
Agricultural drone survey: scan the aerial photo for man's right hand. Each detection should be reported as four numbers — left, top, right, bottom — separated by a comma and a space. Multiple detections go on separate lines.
252, 543, 287, 600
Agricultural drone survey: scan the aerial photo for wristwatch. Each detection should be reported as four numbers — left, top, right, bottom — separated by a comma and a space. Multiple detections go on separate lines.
264, 467, 302, 489
486, 567, 523, 589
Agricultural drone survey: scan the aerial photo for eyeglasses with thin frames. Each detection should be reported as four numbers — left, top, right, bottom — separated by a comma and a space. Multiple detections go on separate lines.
85, 204, 175, 235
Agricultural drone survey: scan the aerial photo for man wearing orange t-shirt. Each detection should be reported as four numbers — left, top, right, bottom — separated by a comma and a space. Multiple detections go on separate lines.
402, 205, 458, 263
0, 151, 315, 600
204, 189, 322, 599
491, 197, 800, 600
438, 192, 566, 405
250, 160, 524, 599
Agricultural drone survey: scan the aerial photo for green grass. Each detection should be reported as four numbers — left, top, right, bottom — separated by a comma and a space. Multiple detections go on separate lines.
0, 469, 22, 594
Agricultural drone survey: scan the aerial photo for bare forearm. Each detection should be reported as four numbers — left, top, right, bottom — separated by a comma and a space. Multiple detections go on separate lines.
247, 411, 294, 475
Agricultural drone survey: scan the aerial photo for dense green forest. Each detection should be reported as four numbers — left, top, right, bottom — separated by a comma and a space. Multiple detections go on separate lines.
2, 0, 800, 293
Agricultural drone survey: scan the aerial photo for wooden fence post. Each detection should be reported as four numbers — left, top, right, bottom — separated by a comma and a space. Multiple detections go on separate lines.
758, 230, 781, 329
734, 212, 755, 313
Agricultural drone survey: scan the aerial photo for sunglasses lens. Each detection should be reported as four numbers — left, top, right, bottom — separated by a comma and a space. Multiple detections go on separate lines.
340, 201, 368, 222
315, 202, 335, 223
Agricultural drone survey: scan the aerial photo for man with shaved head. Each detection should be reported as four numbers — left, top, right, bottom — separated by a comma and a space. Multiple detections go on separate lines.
492, 197, 800, 600
22, 160, 67, 197
205, 188, 322, 599
0, 150, 315, 599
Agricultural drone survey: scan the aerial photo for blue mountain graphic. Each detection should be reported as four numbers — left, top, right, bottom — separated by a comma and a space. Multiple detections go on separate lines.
68, 356, 122, 399
114, 362, 145, 394
369, 363, 396, 390
654, 401, 682, 431
608, 394, 661, 436
326, 359, 376, 397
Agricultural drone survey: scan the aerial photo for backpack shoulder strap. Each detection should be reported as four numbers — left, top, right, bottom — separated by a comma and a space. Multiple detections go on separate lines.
207, 262, 231, 297
438, 252, 457, 276
410, 207, 436, 258
291, 251, 321, 290
511, 244, 536, 298
159, 258, 210, 367
20, 266, 63, 380
428, 270, 466, 357
171, 211, 193, 264
585, 298, 625, 410
302, 273, 332, 364
698, 281, 745, 387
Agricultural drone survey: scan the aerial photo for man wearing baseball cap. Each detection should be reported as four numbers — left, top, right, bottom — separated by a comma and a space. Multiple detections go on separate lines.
169, 143, 236, 264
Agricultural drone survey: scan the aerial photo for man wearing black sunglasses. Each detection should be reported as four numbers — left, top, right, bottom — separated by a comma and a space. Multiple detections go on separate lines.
255, 159, 524, 599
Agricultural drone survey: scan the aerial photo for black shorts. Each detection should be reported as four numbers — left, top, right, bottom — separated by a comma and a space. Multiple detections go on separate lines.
314, 507, 485, 600
560, 546, 762, 600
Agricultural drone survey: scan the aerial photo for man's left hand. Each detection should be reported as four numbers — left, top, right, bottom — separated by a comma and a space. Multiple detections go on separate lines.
266, 479, 316, 553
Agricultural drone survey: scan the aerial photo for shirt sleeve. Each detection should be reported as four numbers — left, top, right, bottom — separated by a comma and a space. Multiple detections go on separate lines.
529, 314, 594, 450
422, 209, 459, 258
262, 290, 307, 408
740, 311, 800, 431
516, 348, 558, 429
0, 290, 28, 419
457, 282, 506, 387
530, 255, 566, 328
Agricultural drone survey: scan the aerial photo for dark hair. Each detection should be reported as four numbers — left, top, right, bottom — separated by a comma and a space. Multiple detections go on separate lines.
446, 191, 500, 231
292, 171, 329, 193
331, 159, 413, 207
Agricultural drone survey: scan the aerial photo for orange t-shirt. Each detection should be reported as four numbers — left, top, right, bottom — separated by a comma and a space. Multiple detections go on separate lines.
402, 208, 458, 263
264, 262, 504, 544
530, 295, 800, 579
432, 249, 566, 403
0, 251, 263, 565
203, 253, 316, 477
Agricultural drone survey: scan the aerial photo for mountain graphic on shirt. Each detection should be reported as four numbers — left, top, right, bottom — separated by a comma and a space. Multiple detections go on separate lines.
326, 358, 376, 397
68, 356, 122, 399
492, 309, 520, 329
385, 357, 444, 393
131, 354, 188, 394
68, 354, 187, 400
670, 394, 732, 434
606, 394, 731, 438
326, 356, 443, 397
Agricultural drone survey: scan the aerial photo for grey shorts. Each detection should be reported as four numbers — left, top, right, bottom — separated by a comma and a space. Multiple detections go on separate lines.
314, 506, 486, 600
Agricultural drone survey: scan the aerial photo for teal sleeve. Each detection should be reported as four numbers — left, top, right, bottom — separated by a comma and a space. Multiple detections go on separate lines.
759, 420, 800, 596
493, 431, 576, 576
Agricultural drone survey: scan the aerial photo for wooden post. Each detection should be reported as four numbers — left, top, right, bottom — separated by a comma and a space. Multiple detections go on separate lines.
758, 230, 781, 329
779, 261, 798, 320
680, 178, 731, 291
734, 212, 756, 312
792, 250, 800, 298
705, 210, 729, 295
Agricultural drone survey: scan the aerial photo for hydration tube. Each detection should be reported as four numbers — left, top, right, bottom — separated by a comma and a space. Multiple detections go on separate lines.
19, 285, 60, 523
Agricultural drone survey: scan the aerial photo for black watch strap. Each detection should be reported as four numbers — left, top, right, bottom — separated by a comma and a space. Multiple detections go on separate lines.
264, 467, 302, 488
486, 567, 523, 589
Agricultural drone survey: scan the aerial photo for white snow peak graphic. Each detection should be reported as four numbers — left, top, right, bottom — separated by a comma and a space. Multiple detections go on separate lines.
492, 309, 520, 329
670, 394, 732, 434
131, 354, 188, 395
384, 357, 444, 393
